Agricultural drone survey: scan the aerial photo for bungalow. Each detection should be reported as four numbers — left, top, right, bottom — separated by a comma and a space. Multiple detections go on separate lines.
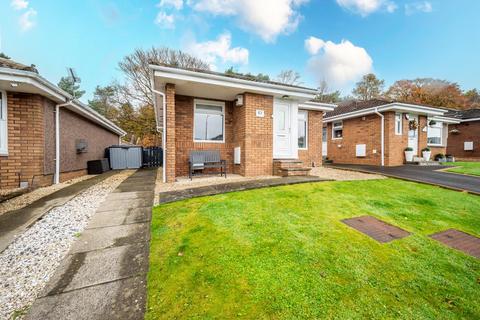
323, 99, 459, 166
445, 108, 480, 159
149, 65, 335, 182
0, 58, 125, 190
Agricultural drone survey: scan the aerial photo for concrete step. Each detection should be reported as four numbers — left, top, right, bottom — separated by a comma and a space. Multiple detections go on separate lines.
279, 167, 312, 177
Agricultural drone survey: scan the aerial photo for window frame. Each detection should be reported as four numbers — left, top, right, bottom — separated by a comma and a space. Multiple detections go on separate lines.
298, 109, 308, 150
427, 121, 444, 147
332, 121, 343, 140
394, 112, 403, 136
193, 99, 226, 143
0, 90, 8, 156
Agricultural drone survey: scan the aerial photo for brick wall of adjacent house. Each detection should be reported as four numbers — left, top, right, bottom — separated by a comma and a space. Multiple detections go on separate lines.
447, 120, 480, 159
0, 93, 45, 189
0, 92, 120, 190
298, 110, 323, 167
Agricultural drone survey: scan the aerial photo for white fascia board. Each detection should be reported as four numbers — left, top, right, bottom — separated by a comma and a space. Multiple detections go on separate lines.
0, 68, 125, 136
299, 101, 336, 112
324, 103, 445, 122
151, 65, 317, 99
461, 117, 480, 123
431, 116, 461, 124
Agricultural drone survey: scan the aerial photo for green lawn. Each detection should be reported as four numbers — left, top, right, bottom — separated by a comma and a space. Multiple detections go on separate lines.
445, 161, 480, 176
147, 179, 480, 319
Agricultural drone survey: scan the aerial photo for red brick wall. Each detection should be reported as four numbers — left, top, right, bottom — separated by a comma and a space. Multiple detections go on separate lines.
165, 84, 176, 182
0, 93, 45, 189
384, 112, 408, 166
447, 121, 480, 159
298, 110, 323, 167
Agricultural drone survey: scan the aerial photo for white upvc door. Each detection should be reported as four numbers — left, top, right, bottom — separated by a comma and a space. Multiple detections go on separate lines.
273, 99, 296, 159
407, 114, 418, 155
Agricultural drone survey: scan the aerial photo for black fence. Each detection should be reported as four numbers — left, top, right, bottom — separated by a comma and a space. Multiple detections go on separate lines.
142, 147, 163, 168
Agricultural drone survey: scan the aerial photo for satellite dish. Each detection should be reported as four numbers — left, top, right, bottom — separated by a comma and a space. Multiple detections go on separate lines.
67, 67, 81, 83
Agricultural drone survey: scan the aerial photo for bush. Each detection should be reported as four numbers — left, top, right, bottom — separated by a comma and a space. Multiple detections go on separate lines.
422, 147, 431, 152
434, 153, 446, 161
405, 147, 413, 151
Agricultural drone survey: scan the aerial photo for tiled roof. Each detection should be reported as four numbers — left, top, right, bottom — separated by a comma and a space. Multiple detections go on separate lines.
443, 108, 480, 120
0, 57, 38, 73
325, 99, 392, 118
150, 63, 316, 91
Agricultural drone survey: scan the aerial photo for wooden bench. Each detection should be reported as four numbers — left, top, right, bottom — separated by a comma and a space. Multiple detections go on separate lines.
189, 150, 227, 180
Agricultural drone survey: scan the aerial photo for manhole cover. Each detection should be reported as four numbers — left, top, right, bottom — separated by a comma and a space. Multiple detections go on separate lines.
430, 229, 480, 259
341, 215, 411, 243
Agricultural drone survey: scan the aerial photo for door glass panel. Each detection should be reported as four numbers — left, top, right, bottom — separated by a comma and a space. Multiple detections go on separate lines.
278, 110, 286, 130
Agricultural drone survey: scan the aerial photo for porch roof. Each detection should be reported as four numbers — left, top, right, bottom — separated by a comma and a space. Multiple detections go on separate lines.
150, 64, 318, 101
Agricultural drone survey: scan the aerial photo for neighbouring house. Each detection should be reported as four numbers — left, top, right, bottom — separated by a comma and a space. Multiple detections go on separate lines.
149, 64, 335, 182
0, 58, 125, 190
444, 108, 480, 160
323, 99, 460, 166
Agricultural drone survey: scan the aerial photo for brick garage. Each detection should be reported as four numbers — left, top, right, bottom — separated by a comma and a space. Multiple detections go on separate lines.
447, 121, 480, 160
0, 91, 122, 190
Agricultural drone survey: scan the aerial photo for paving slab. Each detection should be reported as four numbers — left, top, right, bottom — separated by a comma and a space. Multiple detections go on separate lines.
105, 191, 154, 201
97, 198, 153, 212
159, 176, 330, 204
25, 276, 146, 320
71, 223, 149, 253
41, 243, 149, 296
0, 171, 116, 253
87, 207, 152, 229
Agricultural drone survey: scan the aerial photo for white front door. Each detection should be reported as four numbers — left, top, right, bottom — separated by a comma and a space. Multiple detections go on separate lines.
273, 100, 294, 158
408, 114, 418, 155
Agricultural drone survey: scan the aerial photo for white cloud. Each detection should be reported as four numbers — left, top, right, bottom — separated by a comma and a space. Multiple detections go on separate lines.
185, 32, 249, 70
188, 0, 309, 42
336, 0, 397, 16
155, 11, 176, 28
305, 36, 325, 55
405, 1, 432, 15
19, 8, 37, 31
158, 0, 183, 10
306, 37, 373, 89
10, 0, 28, 10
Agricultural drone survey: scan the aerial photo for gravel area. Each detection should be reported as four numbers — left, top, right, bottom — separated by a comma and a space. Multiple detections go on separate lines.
0, 175, 93, 217
310, 166, 385, 180
0, 170, 134, 320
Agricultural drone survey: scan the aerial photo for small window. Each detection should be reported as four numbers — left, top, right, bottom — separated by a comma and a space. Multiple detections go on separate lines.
332, 121, 343, 139
298, 110, 308, 149
194, 100, 225, 142
427, 121, 443, 146
395, 112, 402, 135
0, 91, 7, 155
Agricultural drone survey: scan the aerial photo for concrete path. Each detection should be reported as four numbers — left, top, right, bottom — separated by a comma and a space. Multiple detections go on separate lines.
0, 172, 117, 253
26, 168, 157, 320
159, 176, 331, 204
327, 164, 480, 195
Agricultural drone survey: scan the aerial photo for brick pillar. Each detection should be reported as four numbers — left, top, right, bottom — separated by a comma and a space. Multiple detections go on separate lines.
165, 83, 176, 182
418, 115, 428, 156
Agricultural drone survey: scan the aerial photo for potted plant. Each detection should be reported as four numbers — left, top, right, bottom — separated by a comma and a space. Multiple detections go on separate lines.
422, 147, 431, 161
404, 147, 414, 162
445, 154, 455, 162
435, 153, 446, 162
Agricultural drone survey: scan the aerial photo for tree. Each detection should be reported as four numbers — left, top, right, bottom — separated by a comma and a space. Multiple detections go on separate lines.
276, 70, 302, 86
313, 80, 342, 103
385, 78, 467, 109
0, 53, 10, 59
88, 85, 120, 120
464, 89, 480, 107
58, 76, 85, 99
352, 73, 385, 101
118, 47, 210, 107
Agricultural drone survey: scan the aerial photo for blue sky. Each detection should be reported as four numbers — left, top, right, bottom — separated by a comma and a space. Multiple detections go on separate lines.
1, 0, 479, 102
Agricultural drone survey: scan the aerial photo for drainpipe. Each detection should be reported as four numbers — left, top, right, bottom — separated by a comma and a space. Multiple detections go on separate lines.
54, 101, 74, 184
150, 82, 167, 183
374, 108, 385, 166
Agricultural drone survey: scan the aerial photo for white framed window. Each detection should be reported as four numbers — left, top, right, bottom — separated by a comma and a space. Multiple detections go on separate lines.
298, 110, 308, 149
194, 99, 225, 143
395, 112, 403, 135
332, 121, 343, 139
0, 90, 7, 156
427, 121, 443, 146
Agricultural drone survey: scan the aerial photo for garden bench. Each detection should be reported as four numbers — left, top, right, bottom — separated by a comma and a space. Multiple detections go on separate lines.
189, 150, 227, 180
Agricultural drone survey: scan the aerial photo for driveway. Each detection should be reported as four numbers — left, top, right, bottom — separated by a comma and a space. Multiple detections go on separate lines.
327, 164, 480, 195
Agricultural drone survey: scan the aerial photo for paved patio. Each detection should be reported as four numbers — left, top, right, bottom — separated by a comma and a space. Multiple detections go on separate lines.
26, 168, 157, 320
327, 164, 480, 195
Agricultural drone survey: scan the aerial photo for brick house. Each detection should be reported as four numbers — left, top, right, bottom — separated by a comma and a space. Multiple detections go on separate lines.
149, 64, 335, 182
445, 108, 480, 160
323, 99, 459, 166
0, 58, 125, 190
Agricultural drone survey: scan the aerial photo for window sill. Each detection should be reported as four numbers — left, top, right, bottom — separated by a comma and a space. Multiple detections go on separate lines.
332, 137, 343, 140
194, 140, 225, 144
427, 144, 445, 147
298, 147, 308, 151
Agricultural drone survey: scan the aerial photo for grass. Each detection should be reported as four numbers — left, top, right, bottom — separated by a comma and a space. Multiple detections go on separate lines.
444, 161, 480, 176
147, 179, 480, 319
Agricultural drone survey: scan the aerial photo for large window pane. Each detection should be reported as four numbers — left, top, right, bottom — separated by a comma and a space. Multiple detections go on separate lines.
427, 122, 443, 145
194, 102, 224, 142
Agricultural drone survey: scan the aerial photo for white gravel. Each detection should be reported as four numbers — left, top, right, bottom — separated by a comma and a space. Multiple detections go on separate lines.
0, 170, 133, 320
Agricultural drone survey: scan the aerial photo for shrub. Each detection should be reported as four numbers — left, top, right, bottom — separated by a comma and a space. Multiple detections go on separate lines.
422, 147, 431, 152
405, 147, 414, 151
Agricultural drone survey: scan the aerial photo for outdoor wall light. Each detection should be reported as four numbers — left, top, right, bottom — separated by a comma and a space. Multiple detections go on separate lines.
10, 82, 19, 87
